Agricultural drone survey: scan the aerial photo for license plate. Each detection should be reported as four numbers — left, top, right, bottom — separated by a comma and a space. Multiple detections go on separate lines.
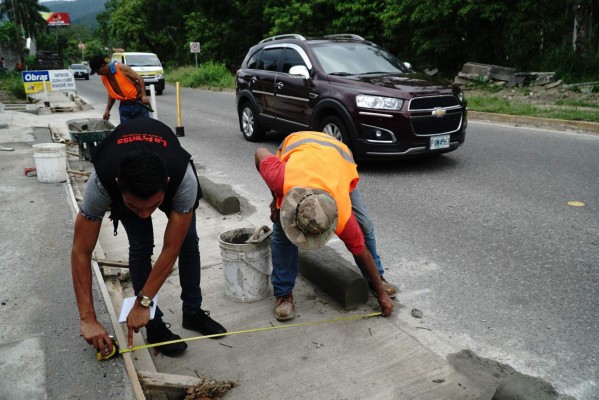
430, 135, 450, 150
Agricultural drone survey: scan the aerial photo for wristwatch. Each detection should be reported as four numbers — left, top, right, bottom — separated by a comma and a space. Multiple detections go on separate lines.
137, 292, 154, 308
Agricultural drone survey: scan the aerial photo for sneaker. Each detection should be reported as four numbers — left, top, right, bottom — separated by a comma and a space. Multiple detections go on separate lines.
182, 309, 227, 339
275, 294, 295, 321
370, 277, 398, 299
146, 321, 187, 357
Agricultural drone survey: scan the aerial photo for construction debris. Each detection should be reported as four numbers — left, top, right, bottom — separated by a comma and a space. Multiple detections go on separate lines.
183, 380, 237, 400
455, 62, 558, 88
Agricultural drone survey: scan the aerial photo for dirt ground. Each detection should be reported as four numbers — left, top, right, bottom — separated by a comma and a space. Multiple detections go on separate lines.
462, 83, 599, 110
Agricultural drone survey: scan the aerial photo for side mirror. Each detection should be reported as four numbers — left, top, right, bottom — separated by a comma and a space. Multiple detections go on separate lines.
403, 62, 413, 72
289, 65, 310, 79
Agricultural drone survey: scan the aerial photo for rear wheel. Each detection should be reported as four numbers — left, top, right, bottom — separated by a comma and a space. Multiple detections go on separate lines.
318, 115, 350, 147
239, 101, 265, 142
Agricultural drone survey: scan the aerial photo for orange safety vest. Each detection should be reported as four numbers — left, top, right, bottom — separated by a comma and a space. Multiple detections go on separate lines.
276, 131, 359, 234
100, 62, 139, 101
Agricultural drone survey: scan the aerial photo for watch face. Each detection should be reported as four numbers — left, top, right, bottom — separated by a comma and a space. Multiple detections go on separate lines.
138, 293, 152, 307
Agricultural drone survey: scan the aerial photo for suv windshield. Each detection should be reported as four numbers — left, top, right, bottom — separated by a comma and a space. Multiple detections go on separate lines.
311, 42, 408, 75
125, 54, 160, 67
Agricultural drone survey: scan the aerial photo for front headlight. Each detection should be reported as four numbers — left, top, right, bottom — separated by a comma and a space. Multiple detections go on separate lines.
356, 94, 403, 111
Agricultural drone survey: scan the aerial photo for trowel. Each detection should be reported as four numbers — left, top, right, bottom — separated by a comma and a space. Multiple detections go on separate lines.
245, 225, 272, 243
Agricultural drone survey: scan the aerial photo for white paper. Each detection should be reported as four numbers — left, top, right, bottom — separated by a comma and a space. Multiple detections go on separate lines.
118, 295, 158, 323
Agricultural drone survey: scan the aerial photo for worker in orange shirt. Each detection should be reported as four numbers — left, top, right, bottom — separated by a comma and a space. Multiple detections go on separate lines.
88, 54, 151, 123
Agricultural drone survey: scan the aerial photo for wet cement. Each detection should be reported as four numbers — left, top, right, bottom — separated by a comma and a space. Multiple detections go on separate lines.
448, 350, 577, 400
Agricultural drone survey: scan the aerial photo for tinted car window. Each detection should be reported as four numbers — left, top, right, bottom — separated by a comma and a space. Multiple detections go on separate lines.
246, 50, 261, 69
311, 43, 408, 75
281, 49, 305, 73
261, 48, 282, 71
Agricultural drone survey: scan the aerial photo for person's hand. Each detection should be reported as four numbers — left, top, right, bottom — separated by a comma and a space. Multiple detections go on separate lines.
140, 95, 149, 105
103, 110, 110, 121
377, 292, 394, 317
269, 198, 280, 223
126, 305, 150, 348
80, 318, 113, 356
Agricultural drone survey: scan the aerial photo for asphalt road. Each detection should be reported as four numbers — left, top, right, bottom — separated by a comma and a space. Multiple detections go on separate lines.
76, 76, 599, 400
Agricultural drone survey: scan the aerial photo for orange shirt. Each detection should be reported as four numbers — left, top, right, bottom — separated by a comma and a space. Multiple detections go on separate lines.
100, 62, 139, 101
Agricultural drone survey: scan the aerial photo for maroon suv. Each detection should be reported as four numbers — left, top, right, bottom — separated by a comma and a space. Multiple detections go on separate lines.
236, 34, 467, 160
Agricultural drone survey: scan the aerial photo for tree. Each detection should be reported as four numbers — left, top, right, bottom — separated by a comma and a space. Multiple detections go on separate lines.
0, 0, 49, 54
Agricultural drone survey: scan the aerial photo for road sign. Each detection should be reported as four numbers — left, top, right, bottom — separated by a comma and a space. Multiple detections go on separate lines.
190, 42, 200, 53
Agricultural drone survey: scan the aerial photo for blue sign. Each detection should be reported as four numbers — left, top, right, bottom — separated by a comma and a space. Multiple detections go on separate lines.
22, 71, 49, 82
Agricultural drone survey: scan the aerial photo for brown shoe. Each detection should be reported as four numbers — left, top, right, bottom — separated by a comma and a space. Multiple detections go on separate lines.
275, 294, 295, 321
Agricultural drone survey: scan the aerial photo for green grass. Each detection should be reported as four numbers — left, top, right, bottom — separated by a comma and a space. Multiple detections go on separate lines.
0, 71, 27, 101
555, 98, 599, 108
467, 95, 599, 123
165, 62, 235, 90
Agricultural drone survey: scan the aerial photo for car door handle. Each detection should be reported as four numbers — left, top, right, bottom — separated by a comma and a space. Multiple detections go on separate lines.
275, 82, 284, 90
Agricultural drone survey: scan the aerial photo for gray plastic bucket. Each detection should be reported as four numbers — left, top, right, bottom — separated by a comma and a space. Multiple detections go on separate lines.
219, 226, 271, 302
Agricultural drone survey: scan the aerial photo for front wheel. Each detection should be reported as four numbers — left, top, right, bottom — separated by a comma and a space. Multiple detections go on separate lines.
318, 115, 350, 147
239, 102, 265, 142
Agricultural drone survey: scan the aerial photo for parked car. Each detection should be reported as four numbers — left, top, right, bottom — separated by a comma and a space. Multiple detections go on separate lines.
236, 34, 467, 160
69, 64, 89, 80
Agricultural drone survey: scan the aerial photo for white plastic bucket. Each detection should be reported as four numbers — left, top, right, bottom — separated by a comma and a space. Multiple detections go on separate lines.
219, 227, 271, 302
32, 143, 67, 183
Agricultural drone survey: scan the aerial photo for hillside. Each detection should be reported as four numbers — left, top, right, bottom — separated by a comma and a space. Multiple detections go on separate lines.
42, 0, 108, 27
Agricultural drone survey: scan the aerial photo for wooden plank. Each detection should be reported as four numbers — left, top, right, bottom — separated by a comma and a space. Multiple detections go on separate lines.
137, 371, 204, 391
91, 260, 147, 399
96, 259, 130, 268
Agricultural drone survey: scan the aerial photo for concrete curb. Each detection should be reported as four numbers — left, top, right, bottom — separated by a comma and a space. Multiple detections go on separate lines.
299, 247, 369, 310
197, 175, 241, 215
470, 111, 599, 135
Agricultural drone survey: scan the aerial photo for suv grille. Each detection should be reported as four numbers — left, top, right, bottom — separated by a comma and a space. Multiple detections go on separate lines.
408, 95, 459, 111
410, 111, 463, 136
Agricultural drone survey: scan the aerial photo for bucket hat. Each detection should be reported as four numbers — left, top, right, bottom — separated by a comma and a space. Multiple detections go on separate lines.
280, 187, 338, 250
88, 55, 109, 75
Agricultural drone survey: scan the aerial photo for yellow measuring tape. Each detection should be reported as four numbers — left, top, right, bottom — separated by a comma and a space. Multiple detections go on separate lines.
119, 311, 382, 354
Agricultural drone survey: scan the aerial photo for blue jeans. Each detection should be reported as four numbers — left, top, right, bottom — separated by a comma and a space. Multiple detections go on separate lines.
119, 101, 149, 123
350, 188, 385, 278
270, 188, 385, 297
120, 211, 202, 327
271, 220, 299, 297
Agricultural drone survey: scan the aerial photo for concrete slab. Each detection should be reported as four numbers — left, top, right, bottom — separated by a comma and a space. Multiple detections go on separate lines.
0, 337, 46, 400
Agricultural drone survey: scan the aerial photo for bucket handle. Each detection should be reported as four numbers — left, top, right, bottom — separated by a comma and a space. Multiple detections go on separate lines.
221, 254, 270, 276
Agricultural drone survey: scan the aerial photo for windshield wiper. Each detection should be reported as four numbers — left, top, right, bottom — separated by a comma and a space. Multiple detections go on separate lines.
328, 72, 353, 76
360, 71, 392, 75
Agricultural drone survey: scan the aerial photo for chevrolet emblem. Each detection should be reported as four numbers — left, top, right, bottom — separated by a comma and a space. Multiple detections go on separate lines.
432, 108, 446, 117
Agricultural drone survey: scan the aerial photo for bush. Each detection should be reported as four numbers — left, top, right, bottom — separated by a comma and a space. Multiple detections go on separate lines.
539, 49, 599, 83
165, 61, 235, 89
0, 71, 27, 101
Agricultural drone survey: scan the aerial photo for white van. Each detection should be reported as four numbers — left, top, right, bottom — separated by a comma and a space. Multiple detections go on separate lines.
111, 52, 165, 95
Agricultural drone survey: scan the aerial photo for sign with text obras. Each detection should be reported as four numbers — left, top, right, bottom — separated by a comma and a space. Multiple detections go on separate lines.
21, 70, 76, 95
